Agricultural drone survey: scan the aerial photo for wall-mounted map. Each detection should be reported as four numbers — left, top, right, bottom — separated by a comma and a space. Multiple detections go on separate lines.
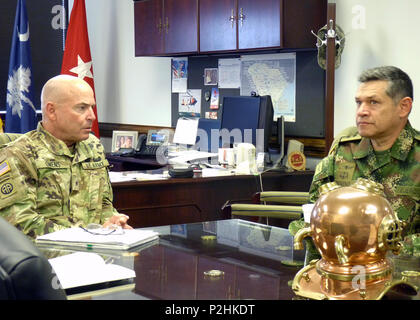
240, 53, 296, 122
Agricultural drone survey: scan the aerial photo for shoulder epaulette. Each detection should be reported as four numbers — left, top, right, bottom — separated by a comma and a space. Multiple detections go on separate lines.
340, 134, 362, 143
327, 127, 361, 155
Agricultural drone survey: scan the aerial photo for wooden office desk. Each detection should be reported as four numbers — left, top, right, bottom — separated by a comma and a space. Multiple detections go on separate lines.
111, 170, 314, 228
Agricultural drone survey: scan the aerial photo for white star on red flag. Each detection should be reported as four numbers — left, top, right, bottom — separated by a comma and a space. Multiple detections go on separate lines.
70, 55, 93, 80
61, 0, 100, 138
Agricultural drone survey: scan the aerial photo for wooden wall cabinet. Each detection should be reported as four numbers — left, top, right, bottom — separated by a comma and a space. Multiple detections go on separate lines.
199, 0, 281, 53
134, 0, 327, 56
134, 0, 198, 56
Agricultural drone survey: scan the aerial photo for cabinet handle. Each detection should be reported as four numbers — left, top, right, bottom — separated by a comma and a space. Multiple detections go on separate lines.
165, 17, 169, 34
228, 9, 236, 28
239, 8, 245, 26
157, 18, 162, 34
227, 285, 233, 299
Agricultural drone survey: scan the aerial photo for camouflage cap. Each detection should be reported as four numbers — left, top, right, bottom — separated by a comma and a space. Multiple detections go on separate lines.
316, 24, 345, 70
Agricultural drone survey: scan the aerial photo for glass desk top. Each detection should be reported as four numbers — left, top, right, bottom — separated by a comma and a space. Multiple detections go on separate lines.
38, 219, 305, 300
38, 219, 420, 300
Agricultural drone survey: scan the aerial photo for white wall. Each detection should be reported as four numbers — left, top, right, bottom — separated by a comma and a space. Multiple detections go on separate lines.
73, 0, 420, 138
69, 0, 172, 127
334, 0, 420, 136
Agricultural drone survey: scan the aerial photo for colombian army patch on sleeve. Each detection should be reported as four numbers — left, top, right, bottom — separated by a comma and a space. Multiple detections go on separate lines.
0, 161, 11, 177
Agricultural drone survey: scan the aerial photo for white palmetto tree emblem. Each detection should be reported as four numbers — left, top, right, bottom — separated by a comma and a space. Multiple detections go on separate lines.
6, 65, 36, 118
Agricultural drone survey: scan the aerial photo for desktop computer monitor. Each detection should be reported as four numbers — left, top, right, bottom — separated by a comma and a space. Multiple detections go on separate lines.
272, 116, 285, 168
195, 118, 221, 152
220, 95, 274, 153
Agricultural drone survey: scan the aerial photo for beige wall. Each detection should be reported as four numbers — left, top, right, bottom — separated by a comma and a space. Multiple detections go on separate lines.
334, 0, 420, 135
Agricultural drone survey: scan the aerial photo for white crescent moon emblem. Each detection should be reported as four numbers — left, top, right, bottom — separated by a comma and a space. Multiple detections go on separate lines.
17, 25, 30, 42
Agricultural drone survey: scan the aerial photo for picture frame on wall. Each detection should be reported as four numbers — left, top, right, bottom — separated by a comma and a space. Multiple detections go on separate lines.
203, 68, 218, 85
112, 131, 138, 152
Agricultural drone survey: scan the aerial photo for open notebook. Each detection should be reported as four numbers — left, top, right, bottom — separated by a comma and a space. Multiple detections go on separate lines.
49, 252, 135, 290
36, 227, 159, 251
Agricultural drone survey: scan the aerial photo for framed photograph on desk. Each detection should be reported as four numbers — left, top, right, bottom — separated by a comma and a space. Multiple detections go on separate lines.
112, 131, 138, 152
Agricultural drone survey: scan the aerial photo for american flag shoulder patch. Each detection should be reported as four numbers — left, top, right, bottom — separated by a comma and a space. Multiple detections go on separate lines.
0, 161, 11, 177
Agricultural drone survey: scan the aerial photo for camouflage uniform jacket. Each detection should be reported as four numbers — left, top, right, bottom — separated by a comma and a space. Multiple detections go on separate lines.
309, 121, 420, 235
0, 123, 117, 238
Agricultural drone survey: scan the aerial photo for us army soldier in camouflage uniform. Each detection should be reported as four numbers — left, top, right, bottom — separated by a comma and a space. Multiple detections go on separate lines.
310, 66, 420, 237
0, 75, 131, 238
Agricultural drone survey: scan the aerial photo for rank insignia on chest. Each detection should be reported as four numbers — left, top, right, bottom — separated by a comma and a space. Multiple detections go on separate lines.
335, 162, 356, 184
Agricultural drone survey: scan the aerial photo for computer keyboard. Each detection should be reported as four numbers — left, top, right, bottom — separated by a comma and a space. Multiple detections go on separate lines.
134, 145, 168, 158
134, 145, 159, 157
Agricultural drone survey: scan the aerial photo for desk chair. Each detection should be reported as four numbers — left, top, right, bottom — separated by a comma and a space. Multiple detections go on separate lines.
222, 191, 309, 227
223, 127, 358, 225
0, 217, 67, 300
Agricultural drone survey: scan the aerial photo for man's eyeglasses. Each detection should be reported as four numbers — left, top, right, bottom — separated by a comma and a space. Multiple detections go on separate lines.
80, 223, 125, 235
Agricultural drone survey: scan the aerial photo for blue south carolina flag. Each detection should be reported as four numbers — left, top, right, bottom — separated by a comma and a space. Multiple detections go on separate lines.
5, 0, 37, 133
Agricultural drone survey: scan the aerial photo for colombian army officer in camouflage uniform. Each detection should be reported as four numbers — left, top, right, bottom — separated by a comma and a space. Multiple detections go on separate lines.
309, 66, 420, 238
0, 75, 131, 238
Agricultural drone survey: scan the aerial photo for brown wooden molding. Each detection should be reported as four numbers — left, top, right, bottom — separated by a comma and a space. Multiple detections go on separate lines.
324, 3, 336, 154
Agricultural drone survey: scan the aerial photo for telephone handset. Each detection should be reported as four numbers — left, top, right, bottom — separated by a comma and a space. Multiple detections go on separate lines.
134, 130, 169, 157
136, 134, 147, 152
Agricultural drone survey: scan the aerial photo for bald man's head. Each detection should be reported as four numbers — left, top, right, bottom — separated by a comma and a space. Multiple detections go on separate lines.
41, 75, 93, 116
40, 75, 96, 146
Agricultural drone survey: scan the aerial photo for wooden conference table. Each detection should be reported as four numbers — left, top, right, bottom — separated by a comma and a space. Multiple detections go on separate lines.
110, 166, 314, 228
39, 219, 420, 301
40, 219, 306, 300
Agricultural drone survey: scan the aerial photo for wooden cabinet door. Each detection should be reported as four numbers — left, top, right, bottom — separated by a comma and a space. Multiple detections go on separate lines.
133, 245, 164, 298
164, 0, 198, 54
236, 267, 281, 299
199, 0, 237, 52
161, 247, 197, 299
237, 0, 281, 50
134, 0, 164, 56
196, 257, 236, 299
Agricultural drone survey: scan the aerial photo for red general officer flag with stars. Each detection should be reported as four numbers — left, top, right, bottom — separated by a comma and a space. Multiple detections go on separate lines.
61, 0, 99, 138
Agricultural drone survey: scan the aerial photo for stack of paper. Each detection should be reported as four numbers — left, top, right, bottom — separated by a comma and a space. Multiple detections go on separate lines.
168, 150, 218, 164
36, 227, 159, 251
109, 171, 168, 183
49, 252, 135, 289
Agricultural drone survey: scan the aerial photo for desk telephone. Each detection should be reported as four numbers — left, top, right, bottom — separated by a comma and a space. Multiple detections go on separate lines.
113, 129, 170, 157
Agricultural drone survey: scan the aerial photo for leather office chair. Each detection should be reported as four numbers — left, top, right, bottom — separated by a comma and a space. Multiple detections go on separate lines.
222, 191, 310, 227
0, 217, 67, 300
